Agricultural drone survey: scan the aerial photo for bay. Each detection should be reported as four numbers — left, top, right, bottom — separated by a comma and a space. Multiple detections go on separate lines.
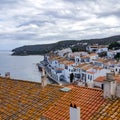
0, 51, 44, 83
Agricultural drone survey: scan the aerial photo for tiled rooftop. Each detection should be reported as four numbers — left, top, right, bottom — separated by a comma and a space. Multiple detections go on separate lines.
95, 58, 109, 63
87, 71, 95, 74
82, 65, 93, 71
61, 61, 74, 66
90, 45, 108, 48
75, 63, 89, 68
93, 66, 103, 70
49, 55, 62, 61
94, 75, 120, 83
92, 98, 120, 120
0, 77, 120, 120
43, 86, 105, 120
94, 76, 106, 82
0, 77, 64, 120
115, 75, 120, 83
49, 55, 74, 65
88, 53, 98, 57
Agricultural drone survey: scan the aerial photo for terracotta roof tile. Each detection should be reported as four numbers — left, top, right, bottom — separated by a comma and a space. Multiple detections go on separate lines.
88, 53, 98, 57
92, 99, 120, 120
1, 77, 120, 120
75, 63, 89, 68
82, 65, 93, 71
55, 68, 64, 70
94, 76, 106, 82
43, 86, 105, 120
94, 75, 120, 83
87, 71, 95, 74
115, 75, 120, 83
0, 77, 64, 120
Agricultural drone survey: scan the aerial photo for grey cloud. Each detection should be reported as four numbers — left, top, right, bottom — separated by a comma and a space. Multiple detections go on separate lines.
0, 0, 120, 50
0, 0, 20, 9
14, 33, 37, 40
0, 33, 37, 41
44, 10, 89, 21
97, 11, 120, 18
63, 0, 90, 3
0, 34, 15, 40
0, 0, 18, 4
18, 20, 48, 28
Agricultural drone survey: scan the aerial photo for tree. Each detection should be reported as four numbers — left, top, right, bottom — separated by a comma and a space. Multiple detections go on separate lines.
98, 52, 107, 57
71, 47, 79, 52
108, 42, 120, 50
114, 53, 120, 61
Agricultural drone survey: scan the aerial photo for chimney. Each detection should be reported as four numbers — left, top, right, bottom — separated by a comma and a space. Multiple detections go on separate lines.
41, 68, 47, 87
5, 72, 10, 78
103, 72, 116, 99
41, 68, 45, 77
70, 103, 80, 120
41, 75, 47, 87
106, 71, 115, 81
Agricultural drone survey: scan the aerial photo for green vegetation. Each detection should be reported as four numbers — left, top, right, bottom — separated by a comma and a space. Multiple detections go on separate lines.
71, 45, 86, 52
114, 53, 120, 61
12, 35, 120, 55
108, 42, 120, 50
98, 52, 107, 57
71, 47, 79, 52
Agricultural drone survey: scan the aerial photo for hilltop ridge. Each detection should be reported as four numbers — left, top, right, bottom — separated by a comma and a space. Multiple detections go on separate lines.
12, 35, 120, 55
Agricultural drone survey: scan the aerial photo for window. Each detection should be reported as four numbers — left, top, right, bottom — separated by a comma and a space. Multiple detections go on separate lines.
88, 75, 89, 79
65, 66, 68, 69
90, 76, 92, 80
75, 74, 80, 78
77, 58, 79, 62
74, 69, 76, 72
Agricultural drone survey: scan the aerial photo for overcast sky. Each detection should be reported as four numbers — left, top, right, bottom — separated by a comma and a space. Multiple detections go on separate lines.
0, 0, 120, 50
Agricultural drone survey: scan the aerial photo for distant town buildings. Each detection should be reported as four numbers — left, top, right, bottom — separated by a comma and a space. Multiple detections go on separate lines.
86, 45, 108, 53
44, 44, 120, 87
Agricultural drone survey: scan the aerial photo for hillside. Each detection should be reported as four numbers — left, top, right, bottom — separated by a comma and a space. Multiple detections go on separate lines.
12, 35, 120, 55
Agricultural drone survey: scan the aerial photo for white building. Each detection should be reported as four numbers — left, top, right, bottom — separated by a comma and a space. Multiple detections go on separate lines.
86, 45, 108, 53
88, 53, 99, 61
94, 73, 120, 98
57, 48, 72, 57
74, 63, 110, 83
68, 52, 88, 60
44, 49, 119, 85
107, 49, 120, 58
114, 65, 120, 74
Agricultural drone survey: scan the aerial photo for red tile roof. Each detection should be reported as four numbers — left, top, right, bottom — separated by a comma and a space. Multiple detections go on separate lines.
94, 76, 106, 82
43, 86, 105, 120
55, 68, 64, 70
1, 77, 120, 120
115, 75, 120, 83
94, 75, 120, 83
87, 71, 95, 74
0, 77, 64, 120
